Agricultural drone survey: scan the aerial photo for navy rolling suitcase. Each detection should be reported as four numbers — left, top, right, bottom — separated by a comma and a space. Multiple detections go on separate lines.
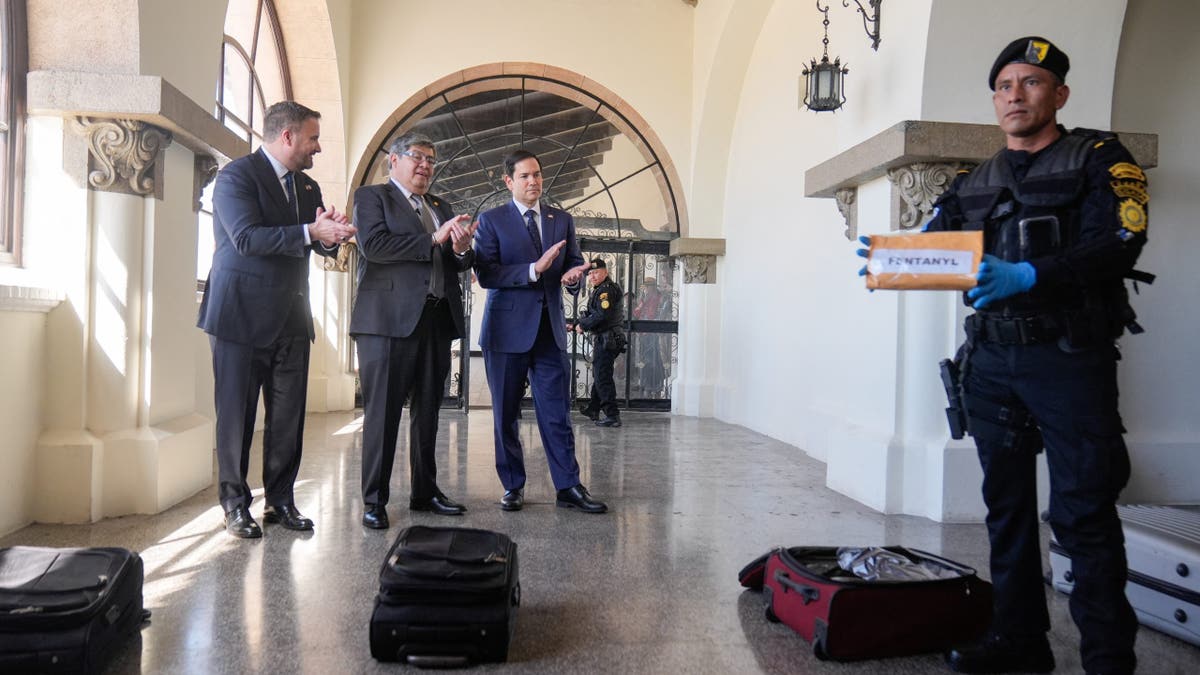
0, 546, 148, 674
370, 526, 519, 667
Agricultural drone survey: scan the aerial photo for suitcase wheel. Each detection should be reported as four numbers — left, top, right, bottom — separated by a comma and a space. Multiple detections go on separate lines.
813, 641, 829, 661
764, 605, 779, 623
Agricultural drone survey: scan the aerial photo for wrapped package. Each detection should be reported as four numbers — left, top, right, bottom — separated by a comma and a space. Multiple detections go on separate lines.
865, 231, 982, 290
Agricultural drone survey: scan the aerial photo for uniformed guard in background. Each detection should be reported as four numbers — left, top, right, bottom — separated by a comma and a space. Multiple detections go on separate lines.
860, 36, 1149, 675
574, 258, 625, 427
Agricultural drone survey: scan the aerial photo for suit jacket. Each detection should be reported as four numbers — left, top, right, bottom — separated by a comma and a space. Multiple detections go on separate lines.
197, 148, 338, 347
349, 182, 473, 338
474, 201, 584, 353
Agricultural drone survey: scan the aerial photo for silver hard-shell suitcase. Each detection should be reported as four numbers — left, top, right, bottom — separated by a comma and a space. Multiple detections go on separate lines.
1049, 504, 1200, 646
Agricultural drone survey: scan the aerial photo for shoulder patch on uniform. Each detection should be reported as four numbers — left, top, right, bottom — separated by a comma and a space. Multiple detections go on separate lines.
1111, 180, 1149, 205
1109, 162, 1146, 182
601, 300, 610, 309
1119, 199, 1147, 233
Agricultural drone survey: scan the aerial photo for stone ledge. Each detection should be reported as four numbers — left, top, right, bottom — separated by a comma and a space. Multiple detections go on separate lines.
669, 237, 726, 257
27, 71, 249, 163
0, 284, 65, 313
805, 120, 1159, 199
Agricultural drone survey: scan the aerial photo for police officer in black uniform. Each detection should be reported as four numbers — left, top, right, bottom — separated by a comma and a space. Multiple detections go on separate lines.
574, 259, 625, 427
867, 37, 1147, 675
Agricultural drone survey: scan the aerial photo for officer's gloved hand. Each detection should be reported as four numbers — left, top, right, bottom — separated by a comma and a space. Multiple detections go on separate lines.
855, 235, 871, 277
968, 254, 1036, 309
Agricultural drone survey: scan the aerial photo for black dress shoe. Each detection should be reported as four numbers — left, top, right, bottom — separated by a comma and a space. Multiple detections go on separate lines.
578, 404, 599, 421
945, 632, 1055, 673
410, 493, 466, 516
263, 503, 314, 531
500, 489, 524, 511
224, 506, 262, 539
595, 415, 622, 427
556, 484, 607, 513
362, 504, 389, 530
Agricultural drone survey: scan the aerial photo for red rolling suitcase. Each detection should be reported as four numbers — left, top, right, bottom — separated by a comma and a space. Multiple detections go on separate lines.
0, 546, 149, 674
739, 546, 991, 661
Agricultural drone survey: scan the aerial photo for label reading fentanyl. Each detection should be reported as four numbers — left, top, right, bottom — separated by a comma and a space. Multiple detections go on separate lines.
868, 248, 974, 276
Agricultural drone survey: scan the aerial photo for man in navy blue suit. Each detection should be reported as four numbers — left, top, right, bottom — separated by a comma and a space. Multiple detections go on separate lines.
474, 149, 608, 514
198, 101, 355, 538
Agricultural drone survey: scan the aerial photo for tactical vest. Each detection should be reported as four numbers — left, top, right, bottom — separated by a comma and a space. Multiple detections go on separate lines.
953, 129, 1144, 345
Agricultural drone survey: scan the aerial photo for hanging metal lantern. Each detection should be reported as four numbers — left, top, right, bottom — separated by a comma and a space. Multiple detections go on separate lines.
802, 1, 850, 112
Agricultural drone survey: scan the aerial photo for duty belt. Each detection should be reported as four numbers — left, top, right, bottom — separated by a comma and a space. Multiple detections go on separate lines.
966, 313, 1061, 345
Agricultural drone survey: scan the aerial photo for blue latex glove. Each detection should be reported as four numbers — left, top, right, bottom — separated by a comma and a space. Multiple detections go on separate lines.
855, 235, 871, 277
967, 254, 1036, 309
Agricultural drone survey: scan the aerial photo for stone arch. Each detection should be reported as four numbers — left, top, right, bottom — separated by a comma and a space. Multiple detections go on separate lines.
349, 62, 689, 236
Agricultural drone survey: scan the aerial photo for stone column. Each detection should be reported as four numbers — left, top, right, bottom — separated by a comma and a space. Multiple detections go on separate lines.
28, 72, 247, 523
669, 237, 725, 417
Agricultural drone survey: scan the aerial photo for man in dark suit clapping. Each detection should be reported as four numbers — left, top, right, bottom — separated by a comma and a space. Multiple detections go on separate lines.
474, 149, 608, 514
198, 101, 355, 539
351, 132, 476, 529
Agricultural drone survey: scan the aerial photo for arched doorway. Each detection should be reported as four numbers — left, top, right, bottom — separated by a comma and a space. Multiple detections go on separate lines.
351, 65, 685, 412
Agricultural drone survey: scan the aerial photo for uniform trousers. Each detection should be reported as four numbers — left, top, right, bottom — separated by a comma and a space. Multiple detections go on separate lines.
588, 334, 619, 418
963, 338, 1137, 674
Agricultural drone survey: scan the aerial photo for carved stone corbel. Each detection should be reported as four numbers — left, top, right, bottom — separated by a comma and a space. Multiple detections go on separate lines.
886, 161, 975, 230
71, 117, 173, 198
680, 255, 715, 284
324, 240, 355, 273
835, 187, 857, 240
668, 237, 725, 284
193, 155, 219, 212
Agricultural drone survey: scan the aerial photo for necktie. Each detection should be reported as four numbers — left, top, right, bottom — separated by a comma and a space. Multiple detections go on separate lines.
412, 194, 445, 298
283, 172, 298, 220
525, 209, 543, 254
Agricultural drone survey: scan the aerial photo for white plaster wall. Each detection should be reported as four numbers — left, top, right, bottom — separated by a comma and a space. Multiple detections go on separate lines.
0, 312, 45, 536
713, 0, 929, 454
1110, 0, 1200, 502
345, 0, 694, 207
921, 0, 1127, 128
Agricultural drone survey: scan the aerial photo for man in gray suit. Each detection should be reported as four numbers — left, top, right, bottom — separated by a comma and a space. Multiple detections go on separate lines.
198, 101, 355, 539
351, 132, 477, 529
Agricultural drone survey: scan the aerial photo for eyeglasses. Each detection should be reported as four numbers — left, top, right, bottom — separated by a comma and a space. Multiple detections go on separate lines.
401, 150, 438, 166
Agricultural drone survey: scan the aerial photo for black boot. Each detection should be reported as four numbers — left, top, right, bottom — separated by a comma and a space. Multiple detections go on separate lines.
945, 632, 1055, 673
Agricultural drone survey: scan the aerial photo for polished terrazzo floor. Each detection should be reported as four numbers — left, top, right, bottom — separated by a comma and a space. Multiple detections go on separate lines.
3, 411, 1196, 674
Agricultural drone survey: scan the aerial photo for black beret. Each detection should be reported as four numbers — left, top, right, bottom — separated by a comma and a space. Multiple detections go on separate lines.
589, 258, 606, 269
989, 36, 1069, 90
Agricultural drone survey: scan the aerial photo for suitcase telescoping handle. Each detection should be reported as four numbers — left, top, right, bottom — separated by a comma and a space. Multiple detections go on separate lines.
774, 569, 820, 605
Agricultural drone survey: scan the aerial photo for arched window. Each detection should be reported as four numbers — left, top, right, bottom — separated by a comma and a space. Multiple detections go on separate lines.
0, 0, 26, 266
356, 73, 683, 409
199, 0, 291, 282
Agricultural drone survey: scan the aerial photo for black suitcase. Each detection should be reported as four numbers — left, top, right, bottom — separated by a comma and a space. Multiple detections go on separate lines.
370, 526, 519, 667
0, 546, 148, 674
